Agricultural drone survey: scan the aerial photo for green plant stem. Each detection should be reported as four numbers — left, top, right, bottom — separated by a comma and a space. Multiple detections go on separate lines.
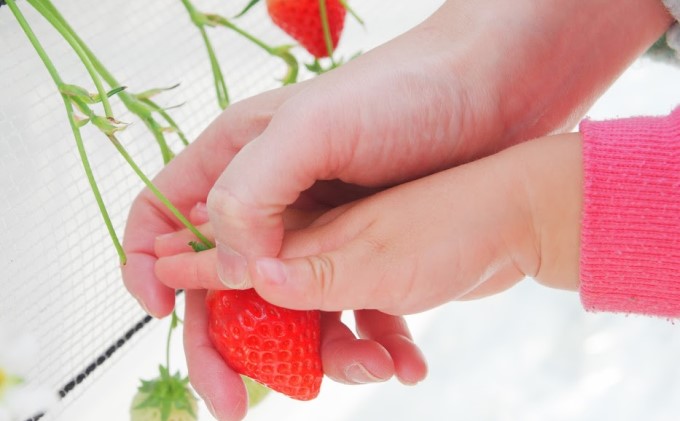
28, 0, 114, 118
180, 0, 230, 108
165, 311, 175, 371
339, 0, 364, 25
7, 0, 126, 264
30, 0, 178, 161
107, 135, 213, 248
141, 98, 189, 146
209, 14, 272, 53
318, 0, 336, 65
199, 25, 230, 109
206, 14, 298, 84
180, 0, 298, 85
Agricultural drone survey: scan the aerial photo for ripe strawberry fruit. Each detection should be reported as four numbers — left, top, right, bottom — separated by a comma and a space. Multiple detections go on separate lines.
266, 0, 347, 58
206, 288, 323, 400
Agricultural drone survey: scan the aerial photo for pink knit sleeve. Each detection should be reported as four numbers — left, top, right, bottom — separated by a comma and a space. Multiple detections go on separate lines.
579, 107, 680, 318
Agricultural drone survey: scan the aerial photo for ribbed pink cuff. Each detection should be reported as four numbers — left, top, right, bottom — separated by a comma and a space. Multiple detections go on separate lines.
579, 107, 680, 318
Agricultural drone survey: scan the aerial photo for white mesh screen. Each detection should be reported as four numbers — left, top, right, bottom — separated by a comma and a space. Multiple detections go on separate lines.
3, 1, 680, 421
0, 1, 444, 420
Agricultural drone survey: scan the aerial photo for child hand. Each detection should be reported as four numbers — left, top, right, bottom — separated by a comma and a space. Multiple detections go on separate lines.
164, 133, 582, 316
245, 133, 584, 314
155, 130, 583, 304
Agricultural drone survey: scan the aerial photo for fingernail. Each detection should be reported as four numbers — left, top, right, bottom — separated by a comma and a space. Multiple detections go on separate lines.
217, 243, 248, 289
344, 363, 386, 384
255, 257, 287, 285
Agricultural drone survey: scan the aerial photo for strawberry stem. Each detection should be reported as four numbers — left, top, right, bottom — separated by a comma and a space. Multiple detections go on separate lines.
180, 0, 299, 87
180, 0, 230, 109
7, 0, 126, 264
27, 0, 114, 118
29, 0, 181, 164
200, 25, 230, 109
166, 311, 181, 372
318, 0, 337, 65
339, 0, 363, 26
140, 97, 189, 146
206, 13, 299, 85
106, 134, 214, 249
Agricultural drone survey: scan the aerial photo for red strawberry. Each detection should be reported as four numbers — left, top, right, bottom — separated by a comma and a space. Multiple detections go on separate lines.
266, 0, 347, 58
206, 288, 323, 400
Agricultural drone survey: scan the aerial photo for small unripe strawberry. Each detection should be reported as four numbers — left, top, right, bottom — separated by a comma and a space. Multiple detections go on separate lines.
130, 366, 197, 421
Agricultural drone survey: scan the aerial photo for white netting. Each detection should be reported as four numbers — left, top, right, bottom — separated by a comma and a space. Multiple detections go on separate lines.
3, 1, 680, 421
0, 1, 444, 419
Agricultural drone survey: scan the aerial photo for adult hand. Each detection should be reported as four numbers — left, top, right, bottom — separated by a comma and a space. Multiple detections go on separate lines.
122, 85, 428, 420
205, 0, 671, 290
122, 0, 670, 418
123, 0, 669, 322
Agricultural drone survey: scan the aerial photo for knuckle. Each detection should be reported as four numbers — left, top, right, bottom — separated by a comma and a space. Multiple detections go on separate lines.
206, 186, 255, 230
306, 254, 337, 309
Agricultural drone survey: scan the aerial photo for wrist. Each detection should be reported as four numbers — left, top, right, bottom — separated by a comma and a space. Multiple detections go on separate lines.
429, 0, 672, 151
511, 133, 584, 291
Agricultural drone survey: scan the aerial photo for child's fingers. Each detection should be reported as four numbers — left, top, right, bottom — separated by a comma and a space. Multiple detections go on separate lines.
354, 310, 428, 385
184, 289, 248, 421
320, 312, 394, 385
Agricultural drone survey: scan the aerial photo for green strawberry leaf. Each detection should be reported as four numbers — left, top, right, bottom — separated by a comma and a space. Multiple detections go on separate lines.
134, 365, 197, 421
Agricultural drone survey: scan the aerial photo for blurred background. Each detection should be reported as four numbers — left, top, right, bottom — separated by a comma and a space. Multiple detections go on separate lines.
1, 0, 680, 420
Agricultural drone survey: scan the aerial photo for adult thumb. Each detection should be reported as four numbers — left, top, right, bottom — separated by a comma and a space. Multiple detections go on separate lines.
206, 99, 343, 290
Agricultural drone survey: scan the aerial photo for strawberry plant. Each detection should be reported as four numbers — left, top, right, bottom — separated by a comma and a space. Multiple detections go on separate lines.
131, 312, 198, 421
6, 0, 193, 266
180, 0, 363, 109
8, 0, 364, 415
179, 0, 299, 109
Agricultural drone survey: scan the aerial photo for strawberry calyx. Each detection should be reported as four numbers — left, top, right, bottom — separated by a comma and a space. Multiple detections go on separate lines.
133, 365, 197, 421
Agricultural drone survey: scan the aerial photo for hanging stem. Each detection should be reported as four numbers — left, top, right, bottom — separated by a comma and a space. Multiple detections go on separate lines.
180, 0, 298, 87
165, 311, 181, 371
180, 0, 230, 108
28, 0, 114, 118
206, 13, 299, 85
7, 0, 126, 264
107, 135, 213, 248
199, 25, 230, 109
318, 0, 336, 66
339, 0, 364, 25
30, 0, 179, 161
